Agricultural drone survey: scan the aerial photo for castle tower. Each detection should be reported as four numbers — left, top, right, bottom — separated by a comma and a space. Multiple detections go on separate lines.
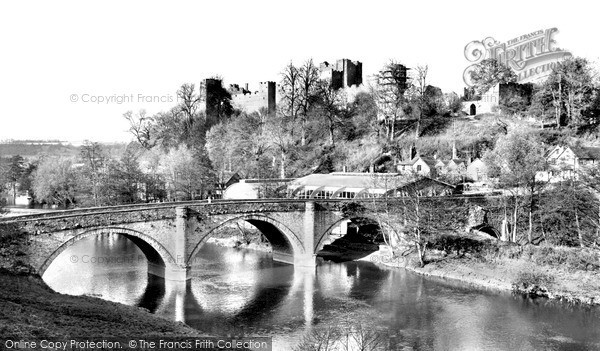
260, 81, 276, 116
320, 58, 363, 90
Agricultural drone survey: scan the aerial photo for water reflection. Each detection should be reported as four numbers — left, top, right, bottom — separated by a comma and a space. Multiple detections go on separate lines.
43, 233, 149, 306
43, 234, 600, 350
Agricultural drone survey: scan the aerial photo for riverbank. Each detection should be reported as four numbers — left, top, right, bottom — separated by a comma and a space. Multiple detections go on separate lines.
362, 236, 600, 306
0, 269, 198, 338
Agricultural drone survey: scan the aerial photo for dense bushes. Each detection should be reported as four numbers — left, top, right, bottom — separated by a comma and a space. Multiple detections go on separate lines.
518, 245, 600, 271
426, 233, 498, 259
512, 269, 555, 297
425, 234, 600, 271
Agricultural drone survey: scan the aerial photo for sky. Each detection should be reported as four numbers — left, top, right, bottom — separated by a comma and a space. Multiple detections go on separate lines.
1, 0, 598, 143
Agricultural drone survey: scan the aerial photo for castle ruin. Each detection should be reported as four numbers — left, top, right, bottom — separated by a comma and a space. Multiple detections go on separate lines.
319, 59, 363, 90
229, 81, 276, 116
202, 78, 276, 118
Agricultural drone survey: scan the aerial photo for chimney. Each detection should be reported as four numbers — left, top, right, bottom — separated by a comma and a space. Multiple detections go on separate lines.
342, 165, 347, 172
369, 164, 374, 173
244, 83, 249, 91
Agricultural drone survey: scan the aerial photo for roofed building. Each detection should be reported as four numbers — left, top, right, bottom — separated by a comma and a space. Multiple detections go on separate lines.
287, 172, 454, 199
537, 145, 600, 182
466, 158, 489, 182
395, 156, 438, 178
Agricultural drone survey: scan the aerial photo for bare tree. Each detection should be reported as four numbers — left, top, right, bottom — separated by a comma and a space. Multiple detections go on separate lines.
314, 80, 347, 147
263, 113, 295, 178
176, 83, 202, 132
374, 61, 410, 141
412, 65, 428, 140
123, 109, 155, 149
80, 140, 106, 206
298, 58, 321, 146
279, 62, 302, 138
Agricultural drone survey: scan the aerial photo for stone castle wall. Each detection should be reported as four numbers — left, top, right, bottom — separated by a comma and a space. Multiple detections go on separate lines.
229, 81, 276, 115
320, 59, 363, 90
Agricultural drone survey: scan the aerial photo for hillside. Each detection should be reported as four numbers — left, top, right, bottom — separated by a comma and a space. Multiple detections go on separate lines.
0, 141, 129, 159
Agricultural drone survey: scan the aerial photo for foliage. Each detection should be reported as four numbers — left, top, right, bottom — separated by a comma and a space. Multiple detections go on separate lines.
518, 245, 600, 271
499, 83, 534, 115
484, 128, 547, 243
31, 157, 77, 207
530, 57, 597, 127
427, 233, 497, 258
206, 111, 277, 179
78, 140, 106, 206
312, 80, 349, 147
537, 181, 600, 247
469, 58, 517, 96
1, 155, 26, 204
483, 128, 546, 188
512, 269, 555, 296
340, 202, 367, 218
102, 144, 145, 204
158, 145, 215, 200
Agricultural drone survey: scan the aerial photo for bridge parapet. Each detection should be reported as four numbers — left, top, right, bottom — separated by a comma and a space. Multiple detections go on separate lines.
0, 207, 177, 235
185, 201, 306, 217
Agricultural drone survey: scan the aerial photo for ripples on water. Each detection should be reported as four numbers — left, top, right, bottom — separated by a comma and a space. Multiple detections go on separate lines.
43, 234, 600, 350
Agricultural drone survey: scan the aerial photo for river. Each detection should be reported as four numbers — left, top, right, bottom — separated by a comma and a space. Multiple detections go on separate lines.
43, 233, 600, 350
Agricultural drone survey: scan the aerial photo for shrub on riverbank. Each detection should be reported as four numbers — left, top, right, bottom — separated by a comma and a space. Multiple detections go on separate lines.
426, 233, 497, 259
485, 244, 600, 271
426, 233, 600, 271
512, 269, 555, 297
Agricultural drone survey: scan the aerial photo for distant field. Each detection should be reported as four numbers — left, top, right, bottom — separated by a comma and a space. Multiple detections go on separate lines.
0, 141, 128, 159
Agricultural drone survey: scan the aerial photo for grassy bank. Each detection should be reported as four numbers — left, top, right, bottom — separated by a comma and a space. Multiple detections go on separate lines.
366, 234, 600, 306
0, 269, 198, 338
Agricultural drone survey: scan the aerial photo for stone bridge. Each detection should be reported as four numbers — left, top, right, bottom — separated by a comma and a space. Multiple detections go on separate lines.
0, 197, 504, 281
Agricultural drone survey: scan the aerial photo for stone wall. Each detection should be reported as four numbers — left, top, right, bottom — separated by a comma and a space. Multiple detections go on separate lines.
229, 81, 276, 115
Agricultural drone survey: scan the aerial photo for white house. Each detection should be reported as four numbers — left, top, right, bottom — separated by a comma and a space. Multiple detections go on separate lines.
537, 145, 600, 183
466, 158, 489, 182
396, 156, 437, 178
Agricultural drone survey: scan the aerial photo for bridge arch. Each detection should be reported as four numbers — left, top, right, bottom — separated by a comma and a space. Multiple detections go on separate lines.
470, 223, 501, 238
315, 215, 398, 254
38, 227, 178, 278
187, 214, 305, 266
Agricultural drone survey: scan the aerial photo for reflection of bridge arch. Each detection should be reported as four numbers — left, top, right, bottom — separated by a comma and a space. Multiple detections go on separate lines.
186, 262, 295, 327
187, 214, 305, 267
315, 215, 398, 253
39, 227, 177, 278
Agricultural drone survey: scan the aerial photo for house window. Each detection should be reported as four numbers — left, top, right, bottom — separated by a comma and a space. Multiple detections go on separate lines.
416, 165, 422, 171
